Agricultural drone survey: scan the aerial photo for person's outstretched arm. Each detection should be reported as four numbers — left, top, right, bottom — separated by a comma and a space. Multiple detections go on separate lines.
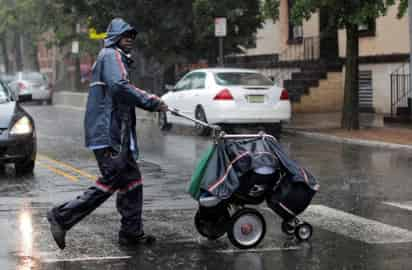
102, 48, 164, 111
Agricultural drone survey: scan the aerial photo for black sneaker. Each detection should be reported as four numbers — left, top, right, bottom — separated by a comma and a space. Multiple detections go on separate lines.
47, 210, 67, 250
118, 231, 156, 246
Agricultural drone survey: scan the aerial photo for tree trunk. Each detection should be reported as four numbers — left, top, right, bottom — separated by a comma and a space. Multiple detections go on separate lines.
341, 23, 360, 130
0, 34, 11, 73
14, 31, 24, 71
31, 36, 40, 71
72, 24, 82, 91
74, 53, 81, 91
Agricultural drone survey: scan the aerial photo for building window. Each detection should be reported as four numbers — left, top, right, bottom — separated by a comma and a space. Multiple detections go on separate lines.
359, 70, 375, 112
288, 0, 303, 43
358, 19, 376, 37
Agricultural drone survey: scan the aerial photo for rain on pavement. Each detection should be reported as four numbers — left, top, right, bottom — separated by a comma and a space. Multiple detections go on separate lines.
1, 104, 412, 269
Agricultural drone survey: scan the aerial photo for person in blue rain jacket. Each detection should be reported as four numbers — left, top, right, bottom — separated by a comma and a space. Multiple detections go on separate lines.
47, 18, 168, 249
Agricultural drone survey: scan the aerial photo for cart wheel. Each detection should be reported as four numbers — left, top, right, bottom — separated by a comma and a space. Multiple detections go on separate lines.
281, 220, 295, 236
295, 222, 313, 241
194, 210, 227, 240
227, 208, 266, 249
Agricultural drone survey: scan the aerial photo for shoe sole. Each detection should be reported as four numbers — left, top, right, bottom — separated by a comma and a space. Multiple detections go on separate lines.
47, 211, 66, 250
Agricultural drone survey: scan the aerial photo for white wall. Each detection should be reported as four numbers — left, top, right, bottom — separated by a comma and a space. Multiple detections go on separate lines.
359, 62, 408, 114
243, 19, 281, 56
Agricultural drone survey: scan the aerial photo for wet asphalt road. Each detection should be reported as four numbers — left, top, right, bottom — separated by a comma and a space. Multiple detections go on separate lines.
1, 104, 412, 269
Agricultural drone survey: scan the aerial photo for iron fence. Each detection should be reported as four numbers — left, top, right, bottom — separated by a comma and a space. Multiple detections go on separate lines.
390, 71, 410, 116
279, 36, 320, 62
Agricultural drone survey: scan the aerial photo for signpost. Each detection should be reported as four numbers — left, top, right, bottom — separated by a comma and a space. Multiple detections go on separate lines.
71, 41, 79, 54
215, 17, 227, 66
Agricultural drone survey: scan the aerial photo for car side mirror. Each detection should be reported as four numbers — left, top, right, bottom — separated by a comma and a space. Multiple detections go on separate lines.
165, 84, 175, 92
17, 94, 32, 103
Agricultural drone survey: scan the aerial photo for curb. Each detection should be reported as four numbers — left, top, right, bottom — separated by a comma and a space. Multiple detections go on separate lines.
284, 128, 412, 151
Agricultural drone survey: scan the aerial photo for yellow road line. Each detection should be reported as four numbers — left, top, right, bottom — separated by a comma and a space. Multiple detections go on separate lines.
38, 154, 97, 181
37, 161, 78, 182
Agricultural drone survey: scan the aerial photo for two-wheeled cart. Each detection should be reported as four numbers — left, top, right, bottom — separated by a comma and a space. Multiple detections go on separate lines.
169, 108, 317, 249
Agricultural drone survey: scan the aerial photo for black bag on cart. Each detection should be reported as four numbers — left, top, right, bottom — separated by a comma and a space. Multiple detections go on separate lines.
266, 178, 316, 221
197, 135, 319, 202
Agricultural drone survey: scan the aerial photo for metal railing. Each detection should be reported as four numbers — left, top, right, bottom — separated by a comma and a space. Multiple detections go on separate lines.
278, 36, 320, 62
390, 62, 410, 116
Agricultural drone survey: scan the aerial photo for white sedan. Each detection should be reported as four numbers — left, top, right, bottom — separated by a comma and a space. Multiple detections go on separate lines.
159, 68, 291, 136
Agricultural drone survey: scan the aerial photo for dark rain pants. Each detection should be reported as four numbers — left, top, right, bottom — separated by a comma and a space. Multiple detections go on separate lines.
51, 147, 144, 235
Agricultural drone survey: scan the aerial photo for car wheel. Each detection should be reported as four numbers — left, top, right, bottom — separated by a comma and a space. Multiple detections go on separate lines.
158, 111, 172, 131
195, 107, 210, 136
265, 123, 282, 140
15, 159, 35, 175
46, 98, 53, 105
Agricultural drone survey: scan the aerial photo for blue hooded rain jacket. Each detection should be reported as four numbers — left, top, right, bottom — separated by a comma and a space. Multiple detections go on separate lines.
84, 18, 161, 157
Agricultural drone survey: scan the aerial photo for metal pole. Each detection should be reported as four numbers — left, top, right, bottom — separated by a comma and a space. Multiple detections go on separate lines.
219, 37, 224, 66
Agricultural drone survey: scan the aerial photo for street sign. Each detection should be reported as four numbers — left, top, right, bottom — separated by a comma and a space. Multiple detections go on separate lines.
72, 41, 79, 54
215, 17, 227, 37
89, 28, 107, 40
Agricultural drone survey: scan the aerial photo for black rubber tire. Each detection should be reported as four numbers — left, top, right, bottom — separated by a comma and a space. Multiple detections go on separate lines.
194, 209, 227, 240
295, 222, 313, 241
158, 112, 172, 131
265, 123, 282, 140
194, 107, 210, 136
15, 159, 35, 175
281, 220, 296, 236
227, 208, 266, 249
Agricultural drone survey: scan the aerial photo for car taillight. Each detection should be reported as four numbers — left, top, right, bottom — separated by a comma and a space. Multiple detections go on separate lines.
280, 89, 289, 100
214, 89, 233, 100
18, 82, 27, 91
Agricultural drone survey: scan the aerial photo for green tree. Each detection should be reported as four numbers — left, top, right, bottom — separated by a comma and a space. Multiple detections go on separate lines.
53, 0, 264, 91
192, 0, 264, 64
0, 0, 13, 72
55, 0, 263, 65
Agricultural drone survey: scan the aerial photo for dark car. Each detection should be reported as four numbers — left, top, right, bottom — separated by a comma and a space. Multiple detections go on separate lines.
0, 79, 36, 174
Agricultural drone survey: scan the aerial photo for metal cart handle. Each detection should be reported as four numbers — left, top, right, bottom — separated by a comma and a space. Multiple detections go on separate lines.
169, 108, 220, 130
168, 108, 276, 141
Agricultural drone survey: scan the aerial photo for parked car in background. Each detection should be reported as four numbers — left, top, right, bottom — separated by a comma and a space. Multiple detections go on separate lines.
8, 71, 53, 105
0, 73, 15, 85
159, 68, 291, 137
0, 79, 36, 175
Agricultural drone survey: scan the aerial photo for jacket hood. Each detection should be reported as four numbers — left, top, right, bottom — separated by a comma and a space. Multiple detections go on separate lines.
104, 18, 137, 48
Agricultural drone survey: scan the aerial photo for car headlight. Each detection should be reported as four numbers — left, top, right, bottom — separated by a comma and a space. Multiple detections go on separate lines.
10, 116, 33, 135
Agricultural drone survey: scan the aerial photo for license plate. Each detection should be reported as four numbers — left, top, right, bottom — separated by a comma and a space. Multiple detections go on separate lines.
247, 95, 265, 103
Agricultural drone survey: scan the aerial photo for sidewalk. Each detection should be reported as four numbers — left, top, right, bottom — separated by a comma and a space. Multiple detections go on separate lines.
285, 112, 412, 150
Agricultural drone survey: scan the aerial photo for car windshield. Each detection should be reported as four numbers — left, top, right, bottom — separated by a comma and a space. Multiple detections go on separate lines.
214, 72, 273, 86
0, 81, 11, 103
22, 72, 46, 82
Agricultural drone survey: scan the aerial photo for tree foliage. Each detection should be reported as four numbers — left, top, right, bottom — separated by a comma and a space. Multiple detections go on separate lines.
192, 0, 264, 63
261, 0, 280, 21
51, 0, 264, 64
